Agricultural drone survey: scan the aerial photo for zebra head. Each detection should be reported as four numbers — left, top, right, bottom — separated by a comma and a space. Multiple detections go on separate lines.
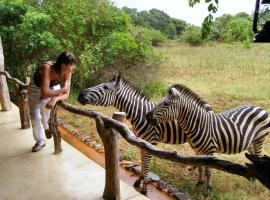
77, 74, 122, 106
146, 87, 180, 125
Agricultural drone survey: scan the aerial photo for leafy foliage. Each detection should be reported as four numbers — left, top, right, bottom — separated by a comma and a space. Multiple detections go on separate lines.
179, 25, 204, 46
97, 32, 146, 66
189, 0, 219, 38
135, 27, 167, 46
225, 16, 253, 43
210, 14, 232, 41
0, 0, 154, 90
122, 7, 187, 39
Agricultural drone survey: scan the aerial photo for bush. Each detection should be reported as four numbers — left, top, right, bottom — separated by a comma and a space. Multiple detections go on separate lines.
134, 27, 166, 46
139, 79, 167, 99
97, 31, 151, 67
179, 25, 203, 46
225, 17, 253, 42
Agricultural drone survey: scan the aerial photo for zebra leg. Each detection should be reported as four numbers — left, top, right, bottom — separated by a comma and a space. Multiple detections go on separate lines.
247, 143, 254, 155
205, 167, 213, 191
141, 150, 152, 195
134, 150, 152, 195
133, 149, 145, 187
196, 166, 205, 186
252, 139, 265, 157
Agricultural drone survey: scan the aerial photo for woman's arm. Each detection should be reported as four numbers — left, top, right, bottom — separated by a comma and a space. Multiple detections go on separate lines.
45, 72, 72, 109
40, 64, 69, 99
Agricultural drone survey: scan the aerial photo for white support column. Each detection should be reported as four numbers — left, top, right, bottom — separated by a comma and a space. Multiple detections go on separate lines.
0, 37, 11, 111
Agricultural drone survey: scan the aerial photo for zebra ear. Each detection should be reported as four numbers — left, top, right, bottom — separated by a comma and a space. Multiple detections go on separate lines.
170, 87, 180, 98
115, 73, 122, 89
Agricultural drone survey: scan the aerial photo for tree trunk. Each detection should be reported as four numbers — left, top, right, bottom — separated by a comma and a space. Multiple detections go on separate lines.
49, 105, 62, 154
15, 77, 30, 129
0, 37, 11, 111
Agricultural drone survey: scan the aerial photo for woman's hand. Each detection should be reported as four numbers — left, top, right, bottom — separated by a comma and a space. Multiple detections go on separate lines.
61, 80, 70, 93
46, 97, 57, 109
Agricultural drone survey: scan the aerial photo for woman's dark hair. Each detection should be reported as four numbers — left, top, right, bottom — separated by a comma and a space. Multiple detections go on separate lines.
53, 52, 76, 72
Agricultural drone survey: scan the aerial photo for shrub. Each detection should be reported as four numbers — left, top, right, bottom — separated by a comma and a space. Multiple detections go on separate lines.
134, 27, 166, 46
139, 79, 167, 99
179, 25, 203, 46
224, 17, 253, 42
97, 31, 150, 67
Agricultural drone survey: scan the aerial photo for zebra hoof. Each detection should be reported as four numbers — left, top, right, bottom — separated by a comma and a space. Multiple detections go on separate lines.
133, 180, 141, 187
187, 166, 196, 171
203, 186, 213, 196
196, 181, 204, 187
206, 186, 213, 192
141, 189, 147, 195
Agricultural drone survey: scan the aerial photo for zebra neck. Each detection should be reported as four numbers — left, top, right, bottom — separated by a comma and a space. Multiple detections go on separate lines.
114, 85, 156, 123
177, 101, 210, 134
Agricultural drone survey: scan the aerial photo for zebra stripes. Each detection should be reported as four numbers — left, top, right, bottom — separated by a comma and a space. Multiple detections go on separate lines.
146, 84, 270, 189
78, 74, 212, 194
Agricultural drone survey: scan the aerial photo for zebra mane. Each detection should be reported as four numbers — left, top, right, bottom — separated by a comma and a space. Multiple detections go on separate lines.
112, 75, 150, 101
170, 84, 212, 111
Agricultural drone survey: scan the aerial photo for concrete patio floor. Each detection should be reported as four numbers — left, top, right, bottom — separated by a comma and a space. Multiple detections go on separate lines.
0, 103, 148, 200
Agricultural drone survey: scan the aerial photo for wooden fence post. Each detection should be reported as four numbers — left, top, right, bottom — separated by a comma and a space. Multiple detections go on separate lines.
15, 77, 30, 129
0, 37, 11, 111
95, 112, 126, 200
49, 105, 62, 154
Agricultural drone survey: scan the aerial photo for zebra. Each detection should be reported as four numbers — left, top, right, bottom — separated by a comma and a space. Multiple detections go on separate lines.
77, 74, 213, 194
146, 84, 270, 190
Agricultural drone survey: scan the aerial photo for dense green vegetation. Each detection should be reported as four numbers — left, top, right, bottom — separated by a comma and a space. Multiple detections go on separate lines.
122, 7, 187, 39
0, 0, 153, 89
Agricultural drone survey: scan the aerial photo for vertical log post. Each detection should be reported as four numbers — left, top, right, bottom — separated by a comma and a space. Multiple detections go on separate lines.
49, 105, 62, 154
15, 77, 31, 129
95, 112, 126, 200
0, 37, 11, 111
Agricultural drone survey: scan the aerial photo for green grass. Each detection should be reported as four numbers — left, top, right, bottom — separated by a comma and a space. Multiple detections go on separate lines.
148, 41, 270, 199
155, 41, 270, 110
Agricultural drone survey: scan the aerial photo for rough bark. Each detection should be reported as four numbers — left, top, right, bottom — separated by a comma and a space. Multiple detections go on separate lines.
49, 105, 62, 154
96, 115, 120, 200
15, 77, 30, 129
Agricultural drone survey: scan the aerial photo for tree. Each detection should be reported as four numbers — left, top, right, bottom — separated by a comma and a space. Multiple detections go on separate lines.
165, 23, 177, 39
0, 0, 153, 89
149, 9, 172, 32
179, 25, 203, 46
122, 7, 187, 39
172, 18, 187, 35
225, 15, 253, 42
122, 6, 137, 22
210, 14, 232, 41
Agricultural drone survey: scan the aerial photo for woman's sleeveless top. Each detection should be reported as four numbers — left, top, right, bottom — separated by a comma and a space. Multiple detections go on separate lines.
33, 61, 61, 88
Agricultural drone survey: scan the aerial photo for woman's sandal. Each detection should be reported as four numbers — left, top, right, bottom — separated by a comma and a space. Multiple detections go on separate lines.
32, 143, 46, 152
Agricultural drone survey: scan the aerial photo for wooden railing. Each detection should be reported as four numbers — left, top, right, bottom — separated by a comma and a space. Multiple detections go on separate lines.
0, 70, 31, 129
48, 101, 270, 199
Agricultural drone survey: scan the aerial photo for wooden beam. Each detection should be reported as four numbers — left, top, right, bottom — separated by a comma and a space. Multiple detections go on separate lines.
99, 112, 125, 200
